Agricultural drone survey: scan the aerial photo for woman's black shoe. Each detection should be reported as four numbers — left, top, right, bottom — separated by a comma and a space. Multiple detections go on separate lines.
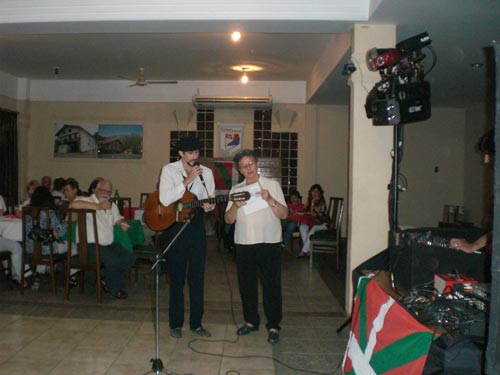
236, 324, 259, 336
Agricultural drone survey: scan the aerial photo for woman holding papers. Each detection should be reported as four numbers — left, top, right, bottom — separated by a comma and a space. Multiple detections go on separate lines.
224, 149, 287, 345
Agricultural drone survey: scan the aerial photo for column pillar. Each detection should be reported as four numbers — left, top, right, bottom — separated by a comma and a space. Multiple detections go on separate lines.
345, 24, 396, 311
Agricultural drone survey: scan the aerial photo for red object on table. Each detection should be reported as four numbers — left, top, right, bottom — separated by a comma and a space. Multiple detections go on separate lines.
124, 207, 139, 220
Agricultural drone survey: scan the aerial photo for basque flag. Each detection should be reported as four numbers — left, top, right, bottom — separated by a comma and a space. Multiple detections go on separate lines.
343, 276, 435, 375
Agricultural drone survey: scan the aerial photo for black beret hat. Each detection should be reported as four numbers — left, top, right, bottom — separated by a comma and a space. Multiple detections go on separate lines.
176, 136, 201, 151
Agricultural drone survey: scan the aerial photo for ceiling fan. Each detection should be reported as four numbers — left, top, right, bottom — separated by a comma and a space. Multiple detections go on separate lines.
119, 67, 178, 87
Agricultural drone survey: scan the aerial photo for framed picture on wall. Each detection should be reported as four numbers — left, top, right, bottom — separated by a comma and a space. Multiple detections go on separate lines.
97, 124, 143, 159
54, 123, 98, 158
53, 123, 143, 159
218, 124, 243, 156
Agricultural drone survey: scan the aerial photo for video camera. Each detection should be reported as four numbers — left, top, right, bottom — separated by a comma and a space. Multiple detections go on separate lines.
365, 32, 434, 125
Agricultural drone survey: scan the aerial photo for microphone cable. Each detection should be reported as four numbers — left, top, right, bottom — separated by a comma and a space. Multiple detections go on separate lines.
186, 240, 343, 375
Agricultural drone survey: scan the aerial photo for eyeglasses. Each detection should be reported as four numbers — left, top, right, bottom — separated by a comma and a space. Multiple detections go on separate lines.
239, 161, 255, 170
98, 188, 112, 194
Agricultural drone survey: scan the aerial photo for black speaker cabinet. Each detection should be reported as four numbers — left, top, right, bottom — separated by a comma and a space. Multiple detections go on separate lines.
390, 227, 490, 291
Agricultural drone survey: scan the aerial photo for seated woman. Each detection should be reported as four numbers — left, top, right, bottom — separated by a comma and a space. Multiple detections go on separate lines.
21, 179, 40, 207
63, 177, 83, 204
297, 184, 329, 258
282, 190, 304, 248
51, 177, 67, 205
25, 186, 76, 287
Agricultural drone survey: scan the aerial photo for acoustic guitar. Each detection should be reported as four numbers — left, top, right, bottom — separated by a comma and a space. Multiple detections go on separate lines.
143, 190, 250, 231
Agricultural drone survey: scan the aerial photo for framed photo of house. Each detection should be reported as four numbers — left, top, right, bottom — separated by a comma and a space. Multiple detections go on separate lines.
54, 123, 98, 158
54, 123, 144, 159
97, 124, 143, 159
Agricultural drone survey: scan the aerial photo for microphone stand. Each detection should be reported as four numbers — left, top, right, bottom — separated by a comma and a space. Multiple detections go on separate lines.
139, 216, 193, 375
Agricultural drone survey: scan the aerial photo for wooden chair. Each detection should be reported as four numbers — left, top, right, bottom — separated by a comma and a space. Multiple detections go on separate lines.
309, 197, 345, 271
114, 197, 132, 219
21, 206, 67, 296
139, 193, 150, 209
56, 200, 70, 222
65, 208, 102, 303
0, 251, 13, 289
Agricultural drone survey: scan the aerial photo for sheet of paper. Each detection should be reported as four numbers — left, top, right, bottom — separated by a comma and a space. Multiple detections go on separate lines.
234, 182, 268, 215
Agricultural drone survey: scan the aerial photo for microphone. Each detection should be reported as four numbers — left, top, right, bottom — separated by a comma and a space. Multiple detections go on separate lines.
194, 162, 205, 183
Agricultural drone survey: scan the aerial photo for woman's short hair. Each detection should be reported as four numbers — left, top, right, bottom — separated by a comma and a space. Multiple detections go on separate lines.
233, 149, 258, 166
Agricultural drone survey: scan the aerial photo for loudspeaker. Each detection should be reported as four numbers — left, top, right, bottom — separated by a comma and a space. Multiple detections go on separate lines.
423, 335, 485, 375
390, 227, 490, 291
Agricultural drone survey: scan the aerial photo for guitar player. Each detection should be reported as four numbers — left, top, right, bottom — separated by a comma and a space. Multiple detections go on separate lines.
158, 136, 215, 339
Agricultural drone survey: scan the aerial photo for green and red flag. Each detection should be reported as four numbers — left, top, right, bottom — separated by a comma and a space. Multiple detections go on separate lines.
343, 276, 435, 375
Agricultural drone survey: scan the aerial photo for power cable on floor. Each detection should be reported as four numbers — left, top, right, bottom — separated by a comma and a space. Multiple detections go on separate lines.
184, 247, 343, 375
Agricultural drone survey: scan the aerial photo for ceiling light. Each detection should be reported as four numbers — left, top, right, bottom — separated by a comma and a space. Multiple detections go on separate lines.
231, 32, 241, 42
230, 65, 263, 72
241, 73, 249, 84
471, 62, 484, 69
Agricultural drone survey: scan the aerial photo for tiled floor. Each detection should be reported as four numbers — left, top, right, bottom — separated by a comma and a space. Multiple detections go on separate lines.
0, 238, 349, 375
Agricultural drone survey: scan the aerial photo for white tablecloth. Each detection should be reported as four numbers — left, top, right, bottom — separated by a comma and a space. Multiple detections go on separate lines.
0, 217, 22, 242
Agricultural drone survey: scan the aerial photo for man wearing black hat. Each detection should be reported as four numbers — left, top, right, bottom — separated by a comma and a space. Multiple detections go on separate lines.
158, 136, 215, 338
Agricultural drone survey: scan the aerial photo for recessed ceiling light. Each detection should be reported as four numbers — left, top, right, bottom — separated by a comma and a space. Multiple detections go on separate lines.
231, 32, 241, 42
241, 73, 249, 84
231, 65, 263, 72
471, 62, 484, 69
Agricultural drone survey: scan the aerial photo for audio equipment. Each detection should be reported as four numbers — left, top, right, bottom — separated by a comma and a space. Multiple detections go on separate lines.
390, 227, 489, 291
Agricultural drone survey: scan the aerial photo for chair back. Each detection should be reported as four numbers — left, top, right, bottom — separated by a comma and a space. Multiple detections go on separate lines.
113, 197, 132, 219
329, 197, 344, 234
21, 205, 63, 295
65, 208, 102, 303
56, 200, 70, 221
139, 193, 150, 209
22, 206, 55, 265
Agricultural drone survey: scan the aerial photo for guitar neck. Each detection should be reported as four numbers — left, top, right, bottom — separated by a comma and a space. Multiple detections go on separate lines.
184, 195, 229, 209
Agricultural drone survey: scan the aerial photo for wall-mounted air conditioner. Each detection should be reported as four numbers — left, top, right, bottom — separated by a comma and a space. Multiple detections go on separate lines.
192, 95, 273, 109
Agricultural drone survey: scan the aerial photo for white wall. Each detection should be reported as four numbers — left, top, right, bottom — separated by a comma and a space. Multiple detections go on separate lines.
314, 105, 350, 236
464, 103, 493, 226
398, 108, 466, 228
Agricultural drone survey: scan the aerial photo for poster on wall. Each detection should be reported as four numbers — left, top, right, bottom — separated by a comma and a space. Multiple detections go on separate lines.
54, 123, 143, 159
97, 124, 143, 159
54, 123, 98, 158
218, 124, 243, 156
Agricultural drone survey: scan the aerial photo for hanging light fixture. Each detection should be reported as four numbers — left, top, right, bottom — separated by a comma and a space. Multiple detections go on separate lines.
231, 31, 241, 42
231, 64, 263, 84
241, 69, 249, 84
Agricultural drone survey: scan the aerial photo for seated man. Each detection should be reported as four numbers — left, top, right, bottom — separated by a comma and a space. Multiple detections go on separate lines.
71, 179, 136, 299
282, 190, 304, 248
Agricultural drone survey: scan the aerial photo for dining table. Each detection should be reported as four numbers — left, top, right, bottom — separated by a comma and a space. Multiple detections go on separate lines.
0, 216, 23, 242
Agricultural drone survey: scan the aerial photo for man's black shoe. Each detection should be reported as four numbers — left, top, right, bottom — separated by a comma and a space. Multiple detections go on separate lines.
267, 330, 280, 344
236, 324, 259, 336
